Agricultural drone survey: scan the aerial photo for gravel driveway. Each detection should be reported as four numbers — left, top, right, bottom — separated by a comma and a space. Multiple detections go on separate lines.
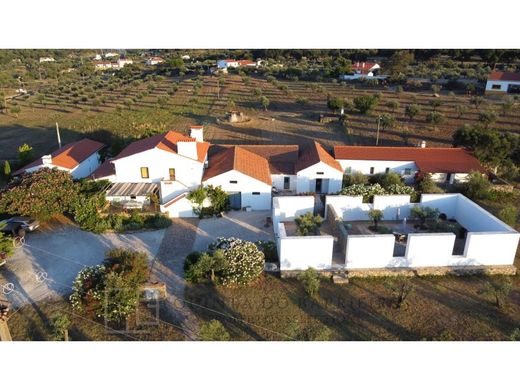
0, 223, 166, 309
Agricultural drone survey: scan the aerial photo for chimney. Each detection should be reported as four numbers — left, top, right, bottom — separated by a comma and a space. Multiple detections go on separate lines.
177, 141, 198, 160
190, 125, 204, 142
41, 154, 52, 165
419, 140, 426, 148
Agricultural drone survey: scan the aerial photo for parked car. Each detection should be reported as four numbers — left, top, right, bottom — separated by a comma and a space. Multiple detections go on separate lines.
0, 222, 27, 237
0, 216, 39, 231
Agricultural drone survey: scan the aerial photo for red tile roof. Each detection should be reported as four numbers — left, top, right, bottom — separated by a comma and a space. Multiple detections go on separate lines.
333, 146, 485, 174
296, 142, 342, 173
13, 138, 105, 175
90, 159, 115, 179
203, 146, 272, 186
352, 62, 378, 74
488, 71, 520, 82
113, 131, 209, 163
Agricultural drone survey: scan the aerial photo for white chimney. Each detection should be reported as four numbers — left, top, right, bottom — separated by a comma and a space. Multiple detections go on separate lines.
190, 125, 204, 142
419, 140, 426, 148
177, 141, 198, 160
41, 154, 52, 165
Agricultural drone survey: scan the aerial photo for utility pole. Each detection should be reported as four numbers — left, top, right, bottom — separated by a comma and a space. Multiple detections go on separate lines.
376, 115, 382, 146
56, 122, 62, 148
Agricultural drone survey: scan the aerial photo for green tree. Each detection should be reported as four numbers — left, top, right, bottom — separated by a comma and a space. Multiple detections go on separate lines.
456, 104, 468, 119
260, 95, 270, 111
353, 94, 379, 114
17, 143, 34, 166
384, 276, 415, 309
297, 268, 321, 297
51, 313, 71, 341
368, 209, 384, 230
10, 105, 21, 117
383, 50, 414, 81
497, 205, 517, 227
463, 171, 490, 200
405, 104, 421, 121
386, 100, 399, 113
199, 320, 231, 341
157, 95, 169, 109
411, 206, 439, 228
0, 224, 14, 259
3, 160, 11, 178
0, 168, 78, 221
478, 110, 498, 128
426, 111, 445, 130
470, 96, 484, 109
416, 174, 443, 194
327, 95, 345, 113
479, 276, 512, 308
379, 113, 396, 130
294, 212, 323, 236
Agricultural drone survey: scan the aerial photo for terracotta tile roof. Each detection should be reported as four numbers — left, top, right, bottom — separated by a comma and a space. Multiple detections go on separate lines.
488, 71, 520, 82
333, 146, 485, 174
352, 62, 378, 74
113, 130, 209, 163
208, 144, 299, 175
296, 141, 342, 173
13, 138, 105, 175
90, 159, 115, 179
203, 146, 272, 186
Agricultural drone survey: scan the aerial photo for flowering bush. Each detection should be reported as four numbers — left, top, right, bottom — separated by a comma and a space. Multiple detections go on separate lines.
207, 237, 265, 285
340, 183, 417, 202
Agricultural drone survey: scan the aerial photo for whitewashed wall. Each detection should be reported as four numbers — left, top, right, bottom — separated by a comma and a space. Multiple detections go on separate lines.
325, 195, 370, 221
405, 233, 456, 267
278, 226, 334, 270
272, 196, 314, 224
113, 149, 204, 190
419, 194, 458, 219
271, 174, 297, 192
337, 159, 417, 183
373, 195, 411, 221
454, 195, 511, 232
203, 170, 272, 210
463, 232, 520, 265
485, 80, 520, 92
160, 195, 197, 218
345, 235, 395, 269
296, 161, 343, 194
70, 152, 102, 179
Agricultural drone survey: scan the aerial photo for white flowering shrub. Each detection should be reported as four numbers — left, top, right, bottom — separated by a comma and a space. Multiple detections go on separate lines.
208, 237, 265, 286
70, 265, 107, 314
340, 183, 417, 202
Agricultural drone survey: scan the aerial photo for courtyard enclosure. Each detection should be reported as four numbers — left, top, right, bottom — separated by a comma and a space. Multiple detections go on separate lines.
324, 193, 520, 270
272, 196, 334, 271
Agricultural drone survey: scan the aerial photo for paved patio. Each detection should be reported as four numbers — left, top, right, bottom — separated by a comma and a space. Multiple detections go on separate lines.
192, 211, 274, 252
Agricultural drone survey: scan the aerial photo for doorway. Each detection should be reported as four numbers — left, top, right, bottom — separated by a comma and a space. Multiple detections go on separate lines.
229, 192, 242, 210
315, 178, 323, 193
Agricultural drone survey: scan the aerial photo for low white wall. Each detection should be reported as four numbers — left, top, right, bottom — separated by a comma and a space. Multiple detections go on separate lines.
405, 233, 456, 267
279, 235, 334, 270
373, 195, 411, 221
345, 235, 395, 269
160, 195, 197, 218
272, 196, 314, 224
463, 232, 520, 265
454, 195, 512, 232
325, 195, 370, 221
419, 194, 458, 218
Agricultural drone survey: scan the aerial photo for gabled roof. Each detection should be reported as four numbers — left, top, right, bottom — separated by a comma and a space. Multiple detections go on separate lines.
113, 130, 209, 163
351, 62, 378, 74
488, 71, 520, 82
333, 146, 485, 174
90, 159, 115, 179
296, 142, 342, 173
13, 138, 105, 175
203, 146, 272, 186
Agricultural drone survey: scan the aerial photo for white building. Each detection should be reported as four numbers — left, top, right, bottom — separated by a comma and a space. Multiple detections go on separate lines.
340, 61, 381, 80
104, 52, 119, 58
93, 54, 102, 61
94, 61, 114, 70
39, 57, 55, 63
217, 59, 258, 69
13, 138, 104, 179
485, 71, 520, 94
91, 128, 209, 209
117, 58, 133, 68
334, 145, 485, 184
146, 56, 164, 66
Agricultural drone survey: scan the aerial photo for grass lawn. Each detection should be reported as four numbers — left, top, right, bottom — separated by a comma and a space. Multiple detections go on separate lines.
185, 273, 520, 341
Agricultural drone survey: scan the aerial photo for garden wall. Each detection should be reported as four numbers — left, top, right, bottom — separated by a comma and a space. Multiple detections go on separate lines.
463, 232, 520, 265
373, 195, 412, 221
404, 233, 456, 267
345, 235, 396, 269
272, 196, 314, 225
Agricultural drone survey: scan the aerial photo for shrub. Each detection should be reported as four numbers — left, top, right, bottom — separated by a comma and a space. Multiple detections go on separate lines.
51, 313, 71, 341
405, 104, 421, 121
339, 183, 387, 202
208, 237, 265, 285
497, 205, 517, 227
353, 94, 379, 114
368, 209, 384, 230
294, 212, 323, 236
199, 320, 231, 341
298, 268, 321, 297
479, 276, 512, 308
255, 240, 278, 262
185, 250, 228, 283
463, 171, 490, 200
411, 206, 440, 228
416, 173, 443, 194
384, 276, 415, 309
369, 172, 402, 188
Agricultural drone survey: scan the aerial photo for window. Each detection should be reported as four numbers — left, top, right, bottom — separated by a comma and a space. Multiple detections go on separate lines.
130, 195, 136, 200
404, 168, 412, 175
385, 167, 390, 174
316, 172, 324, 175
491, 84, 501, 90
252, 192, 260, 195
169, 168, 176, 181
140, 167, 149, 178
229, 180, 238, 184
345, 167, 352, 174
369, 167, 375, 174
283, 176, 290, 190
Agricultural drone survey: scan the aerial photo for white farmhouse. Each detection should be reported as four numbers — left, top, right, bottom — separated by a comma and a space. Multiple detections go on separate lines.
39, 57, 55, 63
146, 56, 164, 66
91, 128, 209, 209
13, 138, 104, 179
104, 52, 119, 58
217, 59, 258, 69
117, 58, 133, 68
295, 142, 343, 194
340, 61, 381, 80
334, 145, 485, 184
485, 71, 520, 94
94, 61, 114, 70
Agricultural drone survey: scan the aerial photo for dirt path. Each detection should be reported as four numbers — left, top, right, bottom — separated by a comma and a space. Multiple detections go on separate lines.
149, 218, 200, 340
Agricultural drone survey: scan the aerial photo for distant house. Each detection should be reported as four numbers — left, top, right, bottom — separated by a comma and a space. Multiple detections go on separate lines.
39, 57, 55, 63
117, 58, 133, 68
340, 61, 381, 80
104, 52, 119, 58
13, 139, 105, 179
93, 54, 102, 61
485, 71, 520, 94
334, 145, 485, 184
217, 59, 258, 69
181, 55, 190, 60
94, 61, 114, 70
146, 56, 164, 66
